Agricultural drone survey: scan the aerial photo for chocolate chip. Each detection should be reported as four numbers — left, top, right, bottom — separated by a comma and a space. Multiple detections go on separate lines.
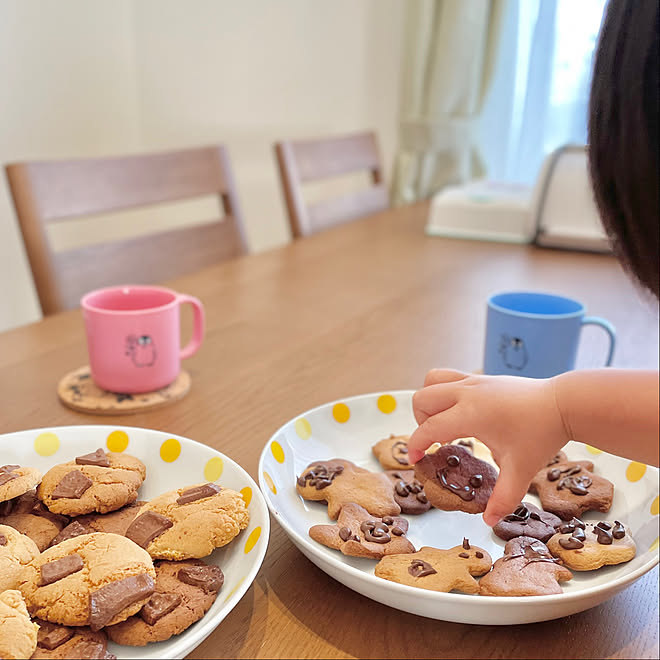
49, 520, 91, 547
314, 479, 332, 489
51, 470, 93, 500
177, 564, 224, 592
0, 534, 6, 546
140, 592, 182, 625
89, 573, 155, 631
596, 521, 612, 530
475, 551, 484, 558
447, 454, 460, 467
469, 474, 483, 488
176, 483, 221, 505
299, 464, 344, 490
529, 512, 541, 521
593, 526, 613, 545
40, 553, 84, 585
37, 622, 75, 650
459, 552, 469, 558
339, 526, 352, 542
547, 468, 561, 481
395, 481, 408, 497
416, 492, 428, 504
408, 559, 437, 578
125, 511, 173, 548
391, 526, 405, 536
612, 521, 626, 539
381, 516, 394, 525
559, 536, 584, 549
462, 538, 470, 550
391, 441, 410, 465
75, 449, 110, 468
296, 476, 306, 487
572, 527, 586, 542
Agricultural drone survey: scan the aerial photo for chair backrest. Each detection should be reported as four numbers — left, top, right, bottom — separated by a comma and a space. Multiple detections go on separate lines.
274, 131, 389, 238
5, 145, 247, 315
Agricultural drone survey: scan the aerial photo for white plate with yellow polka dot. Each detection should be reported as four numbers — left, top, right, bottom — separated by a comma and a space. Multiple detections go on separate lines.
2, 425, 269, 659
259, 391, 659, 625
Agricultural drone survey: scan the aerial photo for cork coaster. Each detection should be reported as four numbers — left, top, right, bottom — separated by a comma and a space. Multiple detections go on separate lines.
57, 366, 191, 415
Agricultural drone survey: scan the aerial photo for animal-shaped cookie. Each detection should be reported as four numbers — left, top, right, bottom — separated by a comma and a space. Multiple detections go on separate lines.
414, 445, 498, 514
479, 536, 573, 596
547, 519, 636, 570
384, 470, 431, 514
309, 503, 415, 559
125, 483, 249, 560
372, 434, 411, 470
0, 589, 39, 660
31, 621, 111, 660
0, 464, 41, 503
38, 449, 146, 516
528, 460, 613, 520
0, 524, 40, 591
374, 539, 492, 593
296, 459, 400, 519
493, 502, 563, 543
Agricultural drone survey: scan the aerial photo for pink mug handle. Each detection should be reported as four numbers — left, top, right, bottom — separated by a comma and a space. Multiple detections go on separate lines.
177, 294, 205, 360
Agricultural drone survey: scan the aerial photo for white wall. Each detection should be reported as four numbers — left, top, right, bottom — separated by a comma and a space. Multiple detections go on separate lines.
0, 0, 405, 331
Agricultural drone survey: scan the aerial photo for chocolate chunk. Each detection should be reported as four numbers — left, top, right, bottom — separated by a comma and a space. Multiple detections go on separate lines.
177, 564, 224, 592
89, 573, 155, 631
75, 448, 110, 468
67, 638, 113, 659
0, 498, 14, 516
139, 592, 182, 625
176, 483, 221, 505
37, 622, 74, 650
0, 471, 18, 486
391, 526, 405, 536
49, 520, 92, 547
475, 551, 484, 558
381, 516, 394, 525
547, 468, 561, 481
408, 559, 437, 578
296, 475, 306, 487
339, 526, 352, 542
447, 454, 460, 467
462, 538, 470, 550
125, 511, 173, 548
0, 534, 6, 546
416, 492, 428, 503
459, 552, 469, 558
51, 470, 93, 499
559, 536, 584, 549
0, 464, 20, 473
612, 521, 626, 539
41, 553, 84, 585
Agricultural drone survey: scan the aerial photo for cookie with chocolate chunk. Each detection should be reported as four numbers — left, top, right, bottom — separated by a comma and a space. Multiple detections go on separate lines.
19, 532, 155, 629
374, 540, 492, 593
413, 445, 498, 514
296, 459, 400, 519
528, 460, 613, 520
0, 464, 42, 503
384, 470, 431, 515
0, 589, 39, 660
372, 434, 411, 470
125, 483, 249, 560
38, 449, 146, 516
309, 503, 415, 559
31, 621, 112, 659
0, 524, 40, 591
106, 558, 222, 645
547, 520, 636, 570
479, 536, 572, 596
493, 502, 563, 543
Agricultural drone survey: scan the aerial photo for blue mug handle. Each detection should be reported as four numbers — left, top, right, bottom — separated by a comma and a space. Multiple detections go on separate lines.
582, 316, 616, 366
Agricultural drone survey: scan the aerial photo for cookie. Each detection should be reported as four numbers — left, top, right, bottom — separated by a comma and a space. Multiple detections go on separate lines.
0, 524, 40, 591
19, 532, 156, 629
0, 590, 39, 660
0, 464, 42, 503
413, 445, 498, 514
384, 470, 431, 515
309, 503, 415, 559
0, 490, 69, 551
31, 621, 113, 659
296, 459, 400, 519
372, 434, 411, 470
528, 460, 613, 520
479, 536, 573, 596
492, 502, 563, 543
106, 559, 223, 646
38, 449, 146, 516
125, 483, 249, 560
374, 540, 492, 593
49, 501, 147, 547
547, 519, 636, 570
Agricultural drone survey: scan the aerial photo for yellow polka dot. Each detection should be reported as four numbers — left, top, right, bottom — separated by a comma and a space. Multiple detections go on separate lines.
295, 418, 312, 440
271, 441, 285, 464
240, 486, 252, 506
585, 445, 602, 455
377, 394, 397, 414
626, 461, 647, 482
263, 471, 277, 495
106, 430, 129, 453
650, 537, 659, 552
651, 495, 659, 516
204, 457, 223, 482
332, 403, 350, 423
34, 432, 59, 457
160, 438, 181, 463
223, 576, 245, 603
244, 526, 261, 554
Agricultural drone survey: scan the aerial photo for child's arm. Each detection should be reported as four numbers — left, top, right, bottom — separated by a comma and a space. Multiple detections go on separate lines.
408, 368, 659, 526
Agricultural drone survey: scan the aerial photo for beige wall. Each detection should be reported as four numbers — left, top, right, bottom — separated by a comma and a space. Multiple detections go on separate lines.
0, 0, 405, 332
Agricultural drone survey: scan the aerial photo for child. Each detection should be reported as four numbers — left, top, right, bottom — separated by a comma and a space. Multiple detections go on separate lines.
408, 0, 659, 527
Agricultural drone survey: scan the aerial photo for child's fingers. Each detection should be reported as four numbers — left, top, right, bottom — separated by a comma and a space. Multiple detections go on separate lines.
483, 459, 533, 527
423, 369, 469, 387
412, 383, 459, 425
408, 408, 466, 464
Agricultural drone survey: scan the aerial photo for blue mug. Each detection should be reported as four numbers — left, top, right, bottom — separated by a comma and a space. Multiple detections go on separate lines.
484, 292, 616, 378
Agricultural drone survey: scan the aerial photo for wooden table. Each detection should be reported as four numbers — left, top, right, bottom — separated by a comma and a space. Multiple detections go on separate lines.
0, 202, 658, 659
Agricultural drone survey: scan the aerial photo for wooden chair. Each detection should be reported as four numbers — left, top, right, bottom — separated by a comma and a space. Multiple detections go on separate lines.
274, 131, 389, 238
5, 145, 247, 316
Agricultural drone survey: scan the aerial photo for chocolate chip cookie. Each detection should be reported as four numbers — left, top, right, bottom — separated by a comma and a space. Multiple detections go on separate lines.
492, 502, 563, 543
0, 524, 40, 591
31, 621, 114, 659
0, 464, 42, 503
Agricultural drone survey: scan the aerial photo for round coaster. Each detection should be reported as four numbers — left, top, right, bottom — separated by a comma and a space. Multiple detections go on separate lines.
57, 366, 191, 416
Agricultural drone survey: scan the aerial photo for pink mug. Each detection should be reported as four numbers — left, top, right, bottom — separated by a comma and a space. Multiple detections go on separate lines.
81, 285, 205, 393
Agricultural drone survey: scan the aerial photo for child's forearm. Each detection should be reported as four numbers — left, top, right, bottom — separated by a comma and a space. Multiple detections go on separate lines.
553, 369, 659, 466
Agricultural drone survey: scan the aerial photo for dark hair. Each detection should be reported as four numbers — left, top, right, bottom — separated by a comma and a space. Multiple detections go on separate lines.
588, 0, 659, 299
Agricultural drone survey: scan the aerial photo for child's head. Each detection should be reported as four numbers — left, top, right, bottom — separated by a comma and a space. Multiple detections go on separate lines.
589, 0, 659, 299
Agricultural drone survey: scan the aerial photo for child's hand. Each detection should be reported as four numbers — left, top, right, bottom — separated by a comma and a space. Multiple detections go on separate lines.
408, 369, 570, 526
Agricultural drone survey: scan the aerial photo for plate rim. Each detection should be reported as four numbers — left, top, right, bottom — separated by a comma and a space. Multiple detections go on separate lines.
258, 390, 659, 609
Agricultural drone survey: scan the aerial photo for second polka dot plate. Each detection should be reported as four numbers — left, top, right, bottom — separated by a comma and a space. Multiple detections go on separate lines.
2, 425, 269, 659
259, 390, 659, 625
